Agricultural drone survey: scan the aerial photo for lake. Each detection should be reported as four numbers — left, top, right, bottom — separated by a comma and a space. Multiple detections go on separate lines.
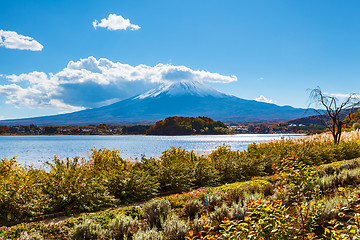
0, 134, 301, 167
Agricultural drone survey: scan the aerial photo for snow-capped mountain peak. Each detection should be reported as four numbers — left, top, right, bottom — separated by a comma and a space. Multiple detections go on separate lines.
134, 80, 229, 99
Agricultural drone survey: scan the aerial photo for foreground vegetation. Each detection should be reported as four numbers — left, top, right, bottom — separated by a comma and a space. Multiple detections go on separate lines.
2, 131, 360, 239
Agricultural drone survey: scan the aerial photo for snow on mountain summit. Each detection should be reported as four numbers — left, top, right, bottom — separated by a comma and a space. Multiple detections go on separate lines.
134, 80, 229, 99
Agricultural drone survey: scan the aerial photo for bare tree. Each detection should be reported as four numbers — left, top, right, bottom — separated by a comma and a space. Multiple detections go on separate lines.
309, 87, 360, 144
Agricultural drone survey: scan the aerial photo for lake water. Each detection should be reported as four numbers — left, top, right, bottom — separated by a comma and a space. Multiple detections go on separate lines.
0, 134, 301, 167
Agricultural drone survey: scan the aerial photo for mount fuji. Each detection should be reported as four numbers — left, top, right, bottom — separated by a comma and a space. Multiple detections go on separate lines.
0, 81, 311, 125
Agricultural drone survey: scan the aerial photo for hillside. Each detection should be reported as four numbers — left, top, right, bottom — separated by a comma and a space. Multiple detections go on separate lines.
285, 108, 360, 131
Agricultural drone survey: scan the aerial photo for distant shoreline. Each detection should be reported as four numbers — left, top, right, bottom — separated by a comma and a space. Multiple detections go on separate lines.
0, 132, 305, 136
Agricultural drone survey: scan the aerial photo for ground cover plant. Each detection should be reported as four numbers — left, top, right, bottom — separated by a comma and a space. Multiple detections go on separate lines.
2, 131, 360, 239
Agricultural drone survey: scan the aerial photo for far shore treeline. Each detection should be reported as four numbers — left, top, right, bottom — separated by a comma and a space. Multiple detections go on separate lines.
0, 119, 331, 135
2, 110, 360, 135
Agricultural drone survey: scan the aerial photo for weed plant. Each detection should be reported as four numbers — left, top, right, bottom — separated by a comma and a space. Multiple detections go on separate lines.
18, 231, 44, 240
182, 199, 203, 218
107, 214, 139, 240
133, 228, 164, 240
70, 218, 106, 240
142, 199, 171, 228
162, 214, 189, 240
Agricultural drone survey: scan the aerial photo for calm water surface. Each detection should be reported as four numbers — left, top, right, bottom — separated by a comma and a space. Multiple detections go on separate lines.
0, 134, 301, 167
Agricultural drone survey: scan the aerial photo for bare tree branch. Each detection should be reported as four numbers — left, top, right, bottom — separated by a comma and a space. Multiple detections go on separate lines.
308, 87, 360, 144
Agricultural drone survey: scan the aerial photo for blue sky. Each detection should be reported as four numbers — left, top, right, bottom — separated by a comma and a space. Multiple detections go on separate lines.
1, 0, 360, 120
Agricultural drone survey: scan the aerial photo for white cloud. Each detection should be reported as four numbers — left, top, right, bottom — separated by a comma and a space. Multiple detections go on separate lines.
93, 14, 140, 31
0, 30, 43, 51
254, 95, 275, 104
0, 56, 237, 112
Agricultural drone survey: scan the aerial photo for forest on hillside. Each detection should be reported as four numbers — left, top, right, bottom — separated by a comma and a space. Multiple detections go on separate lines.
146, 116, 229, 135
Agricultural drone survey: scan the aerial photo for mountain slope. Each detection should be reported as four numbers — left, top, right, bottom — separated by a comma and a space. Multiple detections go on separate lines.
0, 81, 312, 125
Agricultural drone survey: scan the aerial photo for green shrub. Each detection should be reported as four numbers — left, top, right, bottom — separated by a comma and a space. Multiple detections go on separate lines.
142, 199, 171, 228
261, 183, 275, 196
242, 191, 264, 206
182, 199, 203, 218
316, 166, 360, 191
337, 141, 360, 160
322, 165, 337, 176
43, 156, 112, 212
157, 147, 194, 192
107, 169, 159, 202
162, 214, 189, 240
226, 188, 244, 203
209, 145, 242, 183
338, 159, 360, 171
123, 206, 143, 218
192, 214, 210, 236
136, 157, 160, 177
339, 168, 360, 184
133, 228, 164, 240
312, 195, 349, 226
0, 157, 19, 176
108, 214, 139, 240
246, 184, 260, 194
230, 201, 247, 220
0, 158, 47, 222
189, 154, 219, 187
19, 231, 44, 240
220, 199, 299, 239
210, 203, 231, 224
316, 175, 336, 191
206, 191, 223, 211
70, 218, 107, 240
90, 148, 126, 174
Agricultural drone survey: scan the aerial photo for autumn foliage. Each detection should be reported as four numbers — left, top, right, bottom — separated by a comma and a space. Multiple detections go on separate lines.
146, 116, 229, 135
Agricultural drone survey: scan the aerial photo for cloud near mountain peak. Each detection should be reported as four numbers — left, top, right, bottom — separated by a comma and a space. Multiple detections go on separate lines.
0, 57, 237, 113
